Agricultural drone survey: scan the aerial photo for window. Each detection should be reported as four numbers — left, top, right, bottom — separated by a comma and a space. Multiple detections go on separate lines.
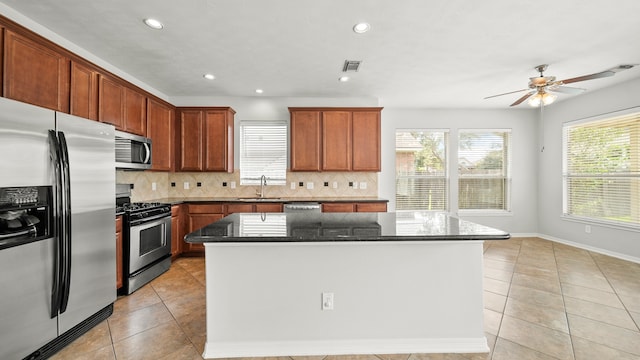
563, 110, 640, 229
239, 121, 287, 186
395, 130, 448, 211
458, 130, 511, 212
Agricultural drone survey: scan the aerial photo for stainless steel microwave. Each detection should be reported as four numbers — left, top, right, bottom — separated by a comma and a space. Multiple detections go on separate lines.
115, 131, 152, 170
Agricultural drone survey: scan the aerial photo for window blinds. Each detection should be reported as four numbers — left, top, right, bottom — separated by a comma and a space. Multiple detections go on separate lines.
563, 112, 640, 228
395, 130, 448, 211
458, 130, 511, 211
240, 121, 287, 185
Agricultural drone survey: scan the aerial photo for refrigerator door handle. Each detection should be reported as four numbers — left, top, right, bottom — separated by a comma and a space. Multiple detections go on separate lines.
58, 131, 72, 314
48, 130, 64, 319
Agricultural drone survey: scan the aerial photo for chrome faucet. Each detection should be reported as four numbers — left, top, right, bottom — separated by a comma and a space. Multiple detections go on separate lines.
256, 175, 267, 198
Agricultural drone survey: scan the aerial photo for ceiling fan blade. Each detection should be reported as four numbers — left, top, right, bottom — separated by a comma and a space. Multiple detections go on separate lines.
510, 91, 535, 106
484, 88, 529, 99
560, 70, 615, 84
548, 86, 586, 94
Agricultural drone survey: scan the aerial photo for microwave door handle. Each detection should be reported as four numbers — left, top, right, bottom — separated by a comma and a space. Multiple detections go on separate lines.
143, 142, 151, 164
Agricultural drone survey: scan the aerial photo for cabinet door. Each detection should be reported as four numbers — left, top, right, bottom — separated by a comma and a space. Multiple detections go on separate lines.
352, 111, 381, 171
116, 216, 123, 289
179, 110, 204, 171
186, 213, 224, 254
3, 30, 70, 112
98, 75, 124, 129
356, 202, 387, 212
70, 61, 98, 120
124, 87, 147, 136
290, 110, 321, 171
171, 205, 183, 257
147, 99, 174, 171
189, 204, 224, 214
322, 111, 352, 171
322, 203, 355, 212
204, 109, 234, 172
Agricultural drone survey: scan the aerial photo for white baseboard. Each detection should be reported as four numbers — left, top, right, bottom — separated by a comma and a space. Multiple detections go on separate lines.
538, 233, 640, 264
202, 337, 489, 359
509, 233, 640, 264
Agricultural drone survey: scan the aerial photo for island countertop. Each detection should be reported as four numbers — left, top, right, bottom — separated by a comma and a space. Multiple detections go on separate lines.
184, 211, 510, 243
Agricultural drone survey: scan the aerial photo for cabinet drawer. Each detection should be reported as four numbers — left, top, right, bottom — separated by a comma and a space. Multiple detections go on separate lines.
255, 203, 283, 213
322, 203, 355, 212
188, 204, 224, 214
356, 202, 387, 212
226, 203, 254, 214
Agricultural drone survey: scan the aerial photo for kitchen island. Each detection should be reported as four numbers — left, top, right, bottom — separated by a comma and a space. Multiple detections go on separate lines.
185, 212, 510, 359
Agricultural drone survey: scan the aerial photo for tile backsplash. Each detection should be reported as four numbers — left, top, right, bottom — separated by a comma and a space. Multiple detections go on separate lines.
117, 171, 378, 202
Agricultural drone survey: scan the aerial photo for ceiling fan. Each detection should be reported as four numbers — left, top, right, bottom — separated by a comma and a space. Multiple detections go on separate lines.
485, 64, 635, 107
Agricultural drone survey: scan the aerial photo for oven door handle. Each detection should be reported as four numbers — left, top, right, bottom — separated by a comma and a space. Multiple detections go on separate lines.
129, 212, 171, 227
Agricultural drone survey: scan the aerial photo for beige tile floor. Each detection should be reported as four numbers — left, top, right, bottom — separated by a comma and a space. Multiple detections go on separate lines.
50, 237, 640, 360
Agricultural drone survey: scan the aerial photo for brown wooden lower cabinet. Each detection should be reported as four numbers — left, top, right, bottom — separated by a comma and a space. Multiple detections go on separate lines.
355, 202, 387, 212
185, 204, 225, 255
228, 203, 283, 214
115, 215, 123, 290
171, 205, 185, 258
255, 203, 283, 213
322, 202, 387, 213
180, 201, 385, 255
322, 203, 355, 212
226, 203, 253, 214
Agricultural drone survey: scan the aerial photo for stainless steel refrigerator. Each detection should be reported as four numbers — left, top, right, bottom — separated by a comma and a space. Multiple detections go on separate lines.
0, 97, 116, 359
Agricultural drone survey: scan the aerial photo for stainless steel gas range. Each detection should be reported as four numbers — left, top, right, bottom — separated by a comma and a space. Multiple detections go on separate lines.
116, 184, 171, 294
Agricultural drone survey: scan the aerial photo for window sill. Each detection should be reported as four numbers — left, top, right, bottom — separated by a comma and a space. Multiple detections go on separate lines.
457, 210, 513, 217
562, 215, 640, 233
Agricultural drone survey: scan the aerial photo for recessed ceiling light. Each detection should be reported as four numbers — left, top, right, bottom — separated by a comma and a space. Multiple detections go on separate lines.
203, 74, 215, 80
255, 89, 264, 94
339, 76, 350, 82
353, 22, 370, 34
144, 18, 164, 30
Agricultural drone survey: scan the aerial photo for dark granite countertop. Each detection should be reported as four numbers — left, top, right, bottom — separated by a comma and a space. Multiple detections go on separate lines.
151, 197, 389, 205
185, 212, 510, 243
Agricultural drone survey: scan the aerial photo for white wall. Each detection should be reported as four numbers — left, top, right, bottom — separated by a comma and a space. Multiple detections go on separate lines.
379, 108, 539, 234
538, 77, 640, 261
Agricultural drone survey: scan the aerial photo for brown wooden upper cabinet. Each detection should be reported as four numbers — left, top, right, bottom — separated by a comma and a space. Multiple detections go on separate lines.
98, 74, 148, 135
3, 30, 70, 112
123, 87, 147, 136
322, 111, 352, 171
98, 74, 124, 129
290, 110, 321, 171
147, 98, 175, 171
70, 61, 99, 120
289, 107, 382, 172
177, 107, 235, 172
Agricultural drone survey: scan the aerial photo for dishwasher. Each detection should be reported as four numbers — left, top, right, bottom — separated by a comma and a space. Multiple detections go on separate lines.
283, 202, 321, 213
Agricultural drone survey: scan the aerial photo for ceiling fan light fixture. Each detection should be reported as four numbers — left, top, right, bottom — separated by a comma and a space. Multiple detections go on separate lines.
528, 91, 557, 107
353, 22, 370, 34
143, 18, 164, 30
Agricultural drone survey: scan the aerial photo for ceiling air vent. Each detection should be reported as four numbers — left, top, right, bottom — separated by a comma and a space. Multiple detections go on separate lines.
343, 60, 362, 72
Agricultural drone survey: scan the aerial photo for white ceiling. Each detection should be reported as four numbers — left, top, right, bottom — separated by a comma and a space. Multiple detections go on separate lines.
1, 0, 639, 109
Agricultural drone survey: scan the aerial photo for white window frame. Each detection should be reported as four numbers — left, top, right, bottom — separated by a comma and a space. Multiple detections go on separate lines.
562, 107, 640, 231
239, 120, 288, 186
